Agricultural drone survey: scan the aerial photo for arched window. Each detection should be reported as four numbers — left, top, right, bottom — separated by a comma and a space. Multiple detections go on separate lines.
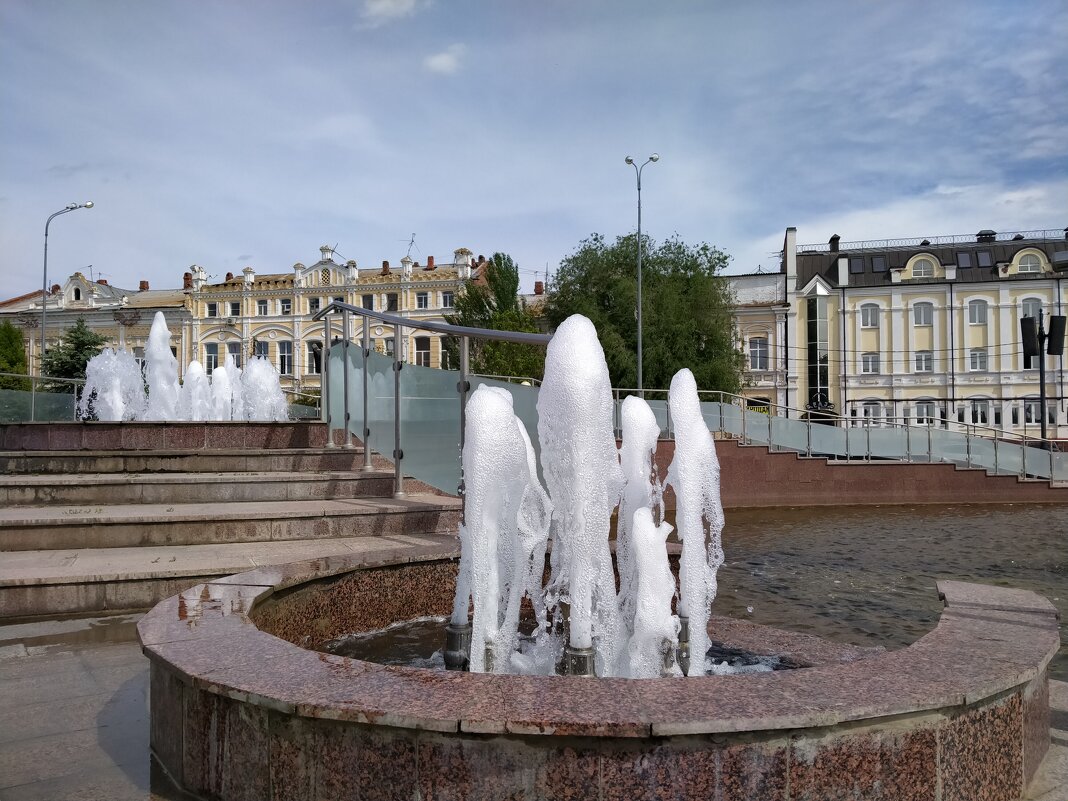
1021, 298, 1042, 320
914, 400, 937, 425
73, 288, 81, 301
862, 401, 882, 423
913, 258, 934, 278
1018, 253, 1041, 273
860, 303, 879, 328
913, 301, 933, 326
970, 399, 990, 425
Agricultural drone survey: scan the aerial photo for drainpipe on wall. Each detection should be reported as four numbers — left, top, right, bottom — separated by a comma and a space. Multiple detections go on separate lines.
948, 283, 956, 425
840, 287, 848, 423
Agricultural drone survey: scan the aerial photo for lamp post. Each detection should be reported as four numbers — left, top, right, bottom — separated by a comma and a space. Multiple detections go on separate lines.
41, 202, 94, 372
624, 154, 658, 397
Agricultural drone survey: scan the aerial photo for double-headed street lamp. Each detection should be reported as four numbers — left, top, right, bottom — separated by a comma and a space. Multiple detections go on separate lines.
624, 153, 658, 397
41, 202, 94, 370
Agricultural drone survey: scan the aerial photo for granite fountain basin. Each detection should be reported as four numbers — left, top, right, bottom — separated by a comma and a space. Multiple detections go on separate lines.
139, 544, 1059, 801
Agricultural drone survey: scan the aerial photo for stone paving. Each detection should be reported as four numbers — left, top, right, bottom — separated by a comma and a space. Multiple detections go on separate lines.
0, 613, 1065, 801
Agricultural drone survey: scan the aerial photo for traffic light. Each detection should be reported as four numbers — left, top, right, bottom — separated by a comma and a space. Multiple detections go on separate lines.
1047, 315, 1066, 356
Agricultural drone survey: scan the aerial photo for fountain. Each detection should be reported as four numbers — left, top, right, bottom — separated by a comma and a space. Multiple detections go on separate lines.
139, 313, 1059, 800
78, 311, 288, 422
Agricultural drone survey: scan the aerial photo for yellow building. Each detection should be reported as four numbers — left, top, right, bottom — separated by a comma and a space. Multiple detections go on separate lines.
186, 246, 479, 393
777, 226, 1068, 437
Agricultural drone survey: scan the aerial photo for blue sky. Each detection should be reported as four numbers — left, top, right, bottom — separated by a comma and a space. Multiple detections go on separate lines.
2, 0, 1066, 296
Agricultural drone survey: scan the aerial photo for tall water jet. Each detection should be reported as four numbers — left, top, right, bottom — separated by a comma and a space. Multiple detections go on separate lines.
538, 315, 625, 675
178, 361, 212, 421
242, 356, 288, 421
667, 367, 725, 676
209, 354, 240, 421
144, 312, 180, 421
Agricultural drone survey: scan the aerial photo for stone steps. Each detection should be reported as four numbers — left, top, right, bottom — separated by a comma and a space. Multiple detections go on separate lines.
0, 469, 395, 505
0, 448, 378, 475
0, 495, 461, 551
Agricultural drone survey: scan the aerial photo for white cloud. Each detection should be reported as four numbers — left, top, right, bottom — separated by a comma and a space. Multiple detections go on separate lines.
424, 44, 466, 75
359, 0, 421, 28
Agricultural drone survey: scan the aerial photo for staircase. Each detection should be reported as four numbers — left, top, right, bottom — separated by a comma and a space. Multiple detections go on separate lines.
0, 423, 461, 619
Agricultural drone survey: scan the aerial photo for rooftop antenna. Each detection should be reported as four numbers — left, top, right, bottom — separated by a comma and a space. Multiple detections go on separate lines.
402, 233, 419, 258
330, 242, 349, 262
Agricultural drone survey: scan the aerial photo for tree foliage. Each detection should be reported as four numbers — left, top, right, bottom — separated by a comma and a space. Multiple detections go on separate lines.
544, 233, 744, 393
41, 317, 107, 387
444, 253, 545, 380
0, 321, 30, 390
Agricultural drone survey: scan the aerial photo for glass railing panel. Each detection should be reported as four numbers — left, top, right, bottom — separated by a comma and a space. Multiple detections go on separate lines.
929, 428, 970, 467
717, 403, 742, 437
867, 427, 909, 460
645, 399, 670, 437
344, 343, 365, 438
699, 401, 723, 435
397, 360, 466, 494
809, 423, 847, 457
769, 415, 808, 453
1053, 451, 1068, 482
742, 409, 772, 445
1021, 445, 1053, 479
0, 388, 79, 422
364, 349, 397, 472
326, 342, 346, 435
904, 425, 936, 463
967, 435, 996, 473
994, 440, 1025, 476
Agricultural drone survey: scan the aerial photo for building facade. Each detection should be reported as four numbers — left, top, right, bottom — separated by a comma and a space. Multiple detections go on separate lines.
771, 226, 1068, 438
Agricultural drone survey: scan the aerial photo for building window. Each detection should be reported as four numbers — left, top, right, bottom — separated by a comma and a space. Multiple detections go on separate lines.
414, 336, 431, 367
207, 302, 218, 317
968, 299, 987, 325
956, 252, 972, 268
969, 348, 988, 371
862, 401, 882, 424
257, 299, 268, 316
321, 268, 331, 285
416, 291, 429, 310
227, 342, 242, 368
387, 293, 398, 312
1021, 298, 1042, 320
1018, 253, 1041, 273
205, 343, 219, 374
861, 352, 880, 374
913, 302, 933, 326
442, 291, 455, 308
279, 341, 293, 375
749, 337, 769, 370
333, 296, 344, 305
280, 298, 292, 315
915, 351, 933, 372
362, 294, 374, 311
254, 340, 269, 359
871, 255, 887, 272
970, 399, 989, 425
977, 251, 993, 268
229, 301, 241, 317
849, 257, 865, 274
73, 288, 82, 301
384, 337, 395, 357
306, 341, 322, 374
308, 297, 320, 314
915, 400, 937, 425
806, 296, 830, 408
860, 303, 879, 328
1024, 398, 1042, 424
913, 258, 934, 278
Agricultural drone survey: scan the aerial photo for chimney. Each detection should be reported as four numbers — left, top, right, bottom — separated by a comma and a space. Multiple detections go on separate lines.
320, 244, 334, 261
829, 234, 840, 253
183, 272, 193, 290
50, 283, 61, 295
976, 229, 997, 243
426, 255, 435, 270
534, 280, 544, 295
225, 272, 234, 281
381, 260, 391, 275
96, 278, 108, 285
139, 280, 149, 291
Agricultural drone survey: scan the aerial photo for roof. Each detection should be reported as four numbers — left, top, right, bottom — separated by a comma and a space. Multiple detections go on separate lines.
125, 289, 189, 308
793, 231, 1068, 290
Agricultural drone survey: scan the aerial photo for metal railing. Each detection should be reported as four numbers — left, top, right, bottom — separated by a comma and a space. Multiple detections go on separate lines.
312, 301, 551, 498
794, 229, 1066, 254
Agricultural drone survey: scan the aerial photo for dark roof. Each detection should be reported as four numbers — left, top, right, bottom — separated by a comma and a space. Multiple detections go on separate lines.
793, 232, 1068, 290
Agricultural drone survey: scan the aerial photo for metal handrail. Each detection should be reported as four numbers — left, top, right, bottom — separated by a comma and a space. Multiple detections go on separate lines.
0, 371, 85, 422
314, 301, 551, 498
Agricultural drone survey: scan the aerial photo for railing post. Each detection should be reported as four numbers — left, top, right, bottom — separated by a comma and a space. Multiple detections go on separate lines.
323, 316, 335, 448
30, 375, 37, 422
362, 316, 373, 472
927, 422, 933, 464
966, 424, 972, 468
740, 399, 747, 444
341, 309, 354, 449
458, 336, 470, 510
993, 427, 999, 475
806, 416, 812, 457
392, 322, 405, 499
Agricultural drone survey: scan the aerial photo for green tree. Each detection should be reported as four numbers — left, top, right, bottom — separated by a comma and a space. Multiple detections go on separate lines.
0, 321, 30, 390
41, 317, 107, 388
545, 233, 745, 393
445, 252, 545, 380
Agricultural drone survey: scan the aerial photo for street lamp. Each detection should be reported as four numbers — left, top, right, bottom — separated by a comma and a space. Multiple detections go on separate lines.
41, 201, 94, 373
624, 153, 658, 397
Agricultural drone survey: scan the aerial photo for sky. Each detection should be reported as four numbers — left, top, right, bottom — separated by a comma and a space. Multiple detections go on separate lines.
2, 0, 1066, 298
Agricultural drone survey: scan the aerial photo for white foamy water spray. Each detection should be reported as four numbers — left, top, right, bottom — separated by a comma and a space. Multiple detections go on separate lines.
178, 361, 212, 421
241, 356, 289, 421
209, 355, 238, 421
144, 312, 181, 421
627, 507, 679, 678
617, 395, 664, 633
667, 368, 725, 676
79, 348, 147, 421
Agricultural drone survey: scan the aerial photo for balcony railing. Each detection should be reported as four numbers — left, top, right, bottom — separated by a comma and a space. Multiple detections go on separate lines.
794, 229, 1066, 254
